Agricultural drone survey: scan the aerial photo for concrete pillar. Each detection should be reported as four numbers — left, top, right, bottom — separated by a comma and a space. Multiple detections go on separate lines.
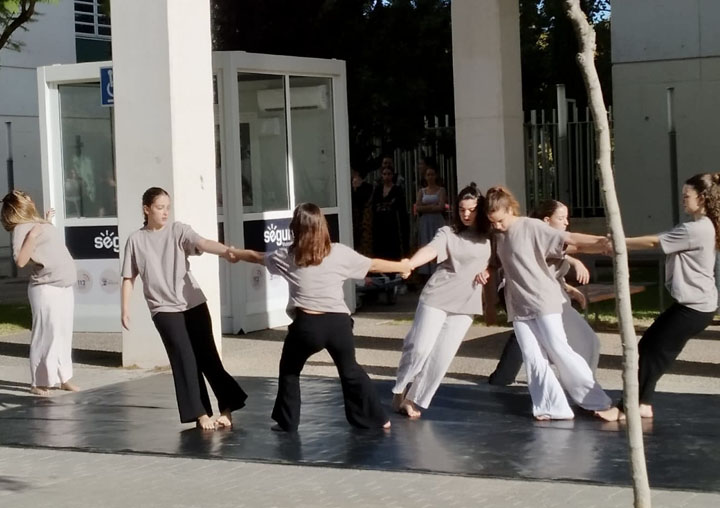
111, 0, 220, 367
451, 0, 525, 205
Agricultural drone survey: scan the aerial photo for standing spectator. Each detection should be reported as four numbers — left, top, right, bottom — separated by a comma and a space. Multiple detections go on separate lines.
371, 164, 409, 260
415, 158, 447, 280
1, 190, 79, 396
351, 167, 373, 256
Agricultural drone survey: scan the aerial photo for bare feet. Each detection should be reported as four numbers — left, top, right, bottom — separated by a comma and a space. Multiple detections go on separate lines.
594, 407, 622, 422
60, 381, 80, 392
534, 414, 574, 421
196, 414, 215, 430
639, 404, 654, 418
399, 400, 422, 419
216, 410, 232, 428
30, 386, 50, 396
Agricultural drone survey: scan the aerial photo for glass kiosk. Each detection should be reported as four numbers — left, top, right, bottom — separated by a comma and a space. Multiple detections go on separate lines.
38, 53, 353, 334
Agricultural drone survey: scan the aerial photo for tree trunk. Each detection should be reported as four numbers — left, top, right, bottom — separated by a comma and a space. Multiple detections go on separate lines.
562, 1, 652, 507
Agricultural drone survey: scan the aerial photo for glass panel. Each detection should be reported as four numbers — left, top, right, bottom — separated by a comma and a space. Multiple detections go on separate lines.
74, 2, 94, 13
237, 73, 289, 213
98, 26, 111, 36
75, 24, 95, 34
215, 123, 223, 208
289, 76, 336, 208
59, 84, 116, 218
75, 13, 94, 23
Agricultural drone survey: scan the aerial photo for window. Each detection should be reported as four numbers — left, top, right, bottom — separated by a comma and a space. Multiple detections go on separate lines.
74, 0, 111, 39
59, 84, 117, 218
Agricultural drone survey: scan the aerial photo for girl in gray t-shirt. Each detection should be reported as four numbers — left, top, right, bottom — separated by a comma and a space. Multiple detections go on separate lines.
121, 187, 247, 431
391, 184, 492, 418
486, 186, 616, 421
227, 203, 411, 432
612, 173, 720, 420
1, 190, 77, 397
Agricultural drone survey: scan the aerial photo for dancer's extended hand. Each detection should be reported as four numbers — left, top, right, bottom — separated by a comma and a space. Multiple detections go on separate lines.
474, 269, 490, 285
566, 285, 587, 310
400, 258, 413, 279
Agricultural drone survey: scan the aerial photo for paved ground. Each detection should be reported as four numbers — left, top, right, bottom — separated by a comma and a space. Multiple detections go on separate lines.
1, 278, 719, 507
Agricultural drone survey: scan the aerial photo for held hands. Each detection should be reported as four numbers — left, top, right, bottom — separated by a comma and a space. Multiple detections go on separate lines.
602, 234, 614, 256
222, 246, 239, 263
400, 258, 413, 279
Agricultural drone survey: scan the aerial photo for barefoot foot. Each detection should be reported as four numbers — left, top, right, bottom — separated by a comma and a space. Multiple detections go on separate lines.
400, 400, 422, 419
392, 392, 405, 413
30, 386, 50, 396
594, 407, 622, 422
216, 410, 232, 428
638, 404, 654, 419
196, 414, 215, 430
60, 381, 80, 392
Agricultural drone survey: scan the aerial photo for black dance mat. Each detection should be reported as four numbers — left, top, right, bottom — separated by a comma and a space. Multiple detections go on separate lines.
0, 375, 718, 492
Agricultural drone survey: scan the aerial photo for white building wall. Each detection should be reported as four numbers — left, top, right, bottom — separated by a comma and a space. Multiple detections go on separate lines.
612, 0, 720, 234
0, 0, 76, 273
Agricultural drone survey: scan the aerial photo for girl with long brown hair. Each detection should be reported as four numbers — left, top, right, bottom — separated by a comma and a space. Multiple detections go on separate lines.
121, 187, 247, 430
1, 190, 78, 396
228, 203, 411, 432
612, 172, 720, 420
485, 186, 617, 421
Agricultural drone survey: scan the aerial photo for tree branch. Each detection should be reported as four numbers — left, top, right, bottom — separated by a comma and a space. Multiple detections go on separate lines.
0, 0, 39, 52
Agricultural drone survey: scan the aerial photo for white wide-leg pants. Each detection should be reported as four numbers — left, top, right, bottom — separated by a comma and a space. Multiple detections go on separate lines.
393, 302, 473, 409
27, 284, 75, 387
513, 313, 610, 419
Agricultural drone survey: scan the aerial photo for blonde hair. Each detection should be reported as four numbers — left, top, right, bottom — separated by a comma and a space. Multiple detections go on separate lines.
1, 190, 45, 232
485, 186, 521, 216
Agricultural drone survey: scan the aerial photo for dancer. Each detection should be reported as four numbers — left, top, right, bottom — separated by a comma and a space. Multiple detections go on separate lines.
1, 190, 78, 396
227, 203, 410, 432
392, 184, 493, 418
489, 199, 600, 385
121, 187, 247, 430
613, 173, 720, 419
485, 186, 616, 421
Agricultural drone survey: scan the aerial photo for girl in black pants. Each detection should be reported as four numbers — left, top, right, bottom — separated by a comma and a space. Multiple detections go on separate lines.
228, 203, 411, 431
614, 173, 720, 419
121, 187, 247, 430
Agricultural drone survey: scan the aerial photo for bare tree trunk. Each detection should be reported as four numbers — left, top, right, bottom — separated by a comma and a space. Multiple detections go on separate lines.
562, 1, 652, 507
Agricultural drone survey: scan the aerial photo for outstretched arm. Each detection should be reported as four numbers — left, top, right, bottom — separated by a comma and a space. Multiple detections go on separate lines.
226, 247, 265, 264
369, 257, 411, 275
565, 232, 609, 253
625, 235, 660, 250
197, 237, 233, 260
407, 245, 438, 271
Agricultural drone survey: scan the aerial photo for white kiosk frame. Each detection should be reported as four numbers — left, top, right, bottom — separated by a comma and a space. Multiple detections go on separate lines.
37, 52, 353, 335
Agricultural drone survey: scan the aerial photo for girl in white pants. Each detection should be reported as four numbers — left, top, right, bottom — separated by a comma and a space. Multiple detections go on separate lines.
392, 184, 493, 418
486, 186, 616, 421
1, 190, 78, 396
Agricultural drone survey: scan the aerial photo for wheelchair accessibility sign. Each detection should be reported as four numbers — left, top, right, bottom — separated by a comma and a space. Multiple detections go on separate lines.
100, 66, 114, 106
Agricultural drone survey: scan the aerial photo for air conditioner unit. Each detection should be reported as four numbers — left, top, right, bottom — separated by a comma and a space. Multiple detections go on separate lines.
257, 85, 329, 112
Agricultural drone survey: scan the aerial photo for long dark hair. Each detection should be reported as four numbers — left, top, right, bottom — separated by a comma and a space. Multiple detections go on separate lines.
686, 173, 720, 249
531, 199, 565, 220
142, 187, 169, 226
452, 183, 490, 235
289, 203, 332, 267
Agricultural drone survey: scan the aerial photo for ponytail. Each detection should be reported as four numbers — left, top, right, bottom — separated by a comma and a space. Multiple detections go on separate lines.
485, 186, 521, 216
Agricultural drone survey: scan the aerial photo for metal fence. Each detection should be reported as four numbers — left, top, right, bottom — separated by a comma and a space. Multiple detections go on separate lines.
524, 85, 611, 218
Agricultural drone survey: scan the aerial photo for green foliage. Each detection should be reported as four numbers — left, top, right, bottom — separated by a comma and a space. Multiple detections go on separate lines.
210, 0, 611, 164
0, 303, 31, 335
1, 0, 55, 53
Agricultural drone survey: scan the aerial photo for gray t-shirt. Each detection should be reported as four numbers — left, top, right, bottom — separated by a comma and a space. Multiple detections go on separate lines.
420, 226, 491, 315
494, 217, 569, 321
265, 243, 372, 315
13, 222, 76, 288
121, 222, 206, 315
658, 215, 718, 313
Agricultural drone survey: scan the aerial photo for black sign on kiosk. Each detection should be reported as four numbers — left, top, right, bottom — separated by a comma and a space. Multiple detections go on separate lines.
65, 226, 120, 260
243, 214, 340, 252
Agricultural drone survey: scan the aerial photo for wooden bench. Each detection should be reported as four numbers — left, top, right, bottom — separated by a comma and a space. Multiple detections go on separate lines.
578, 283, 647, 321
